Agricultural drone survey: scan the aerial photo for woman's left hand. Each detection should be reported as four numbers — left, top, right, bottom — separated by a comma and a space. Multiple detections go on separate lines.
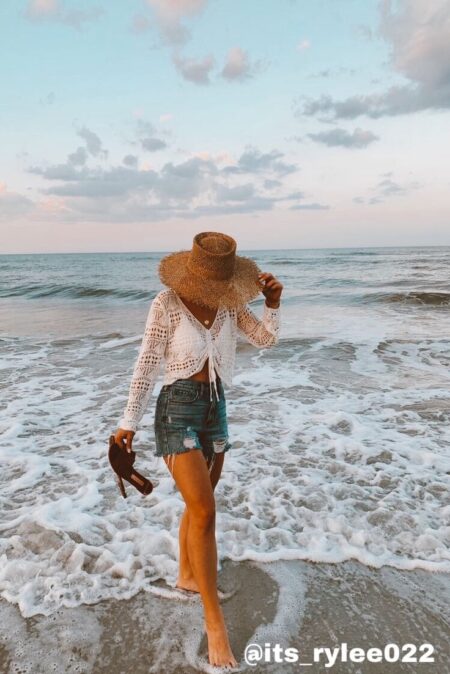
257, 272, 283, 308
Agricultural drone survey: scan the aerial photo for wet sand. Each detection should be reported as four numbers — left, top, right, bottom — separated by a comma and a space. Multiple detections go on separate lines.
0, 559, 448, 673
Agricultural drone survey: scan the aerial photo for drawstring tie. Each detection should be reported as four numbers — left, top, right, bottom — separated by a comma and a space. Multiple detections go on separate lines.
206, 330, 220, 404
205, 331, 219, 425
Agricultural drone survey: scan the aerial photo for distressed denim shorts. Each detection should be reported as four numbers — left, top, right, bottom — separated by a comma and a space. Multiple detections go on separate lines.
153, 377, 232, 463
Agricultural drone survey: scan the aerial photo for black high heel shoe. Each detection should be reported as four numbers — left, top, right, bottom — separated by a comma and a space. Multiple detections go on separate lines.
108, 435, 153, 498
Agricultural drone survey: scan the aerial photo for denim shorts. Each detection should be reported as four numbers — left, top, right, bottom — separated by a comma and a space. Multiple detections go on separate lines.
153, 377, 232, 460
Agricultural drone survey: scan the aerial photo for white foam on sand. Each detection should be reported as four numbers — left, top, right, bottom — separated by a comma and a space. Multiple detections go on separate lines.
1, 295, 450, 619
0, 596, 103, 673
246, 560, 307, 644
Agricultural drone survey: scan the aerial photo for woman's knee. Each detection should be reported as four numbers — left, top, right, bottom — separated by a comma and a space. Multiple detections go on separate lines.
166, 448, 216, 526
187, 497, 216, 529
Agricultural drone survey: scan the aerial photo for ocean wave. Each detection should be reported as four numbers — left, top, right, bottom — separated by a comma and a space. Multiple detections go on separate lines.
315, 278, 360, 286
267, 259, 301, 265
0, 283, 152, 301
334, 250, 379, 256
361, 291, 450, 306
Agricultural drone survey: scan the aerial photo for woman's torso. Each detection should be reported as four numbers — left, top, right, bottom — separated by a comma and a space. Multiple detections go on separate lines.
157, 287, 238, 390
176, 294, 220, 384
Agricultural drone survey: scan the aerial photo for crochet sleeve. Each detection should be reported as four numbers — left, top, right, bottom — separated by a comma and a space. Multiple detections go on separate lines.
236, 301, 280, 347
119, 293, 168, 433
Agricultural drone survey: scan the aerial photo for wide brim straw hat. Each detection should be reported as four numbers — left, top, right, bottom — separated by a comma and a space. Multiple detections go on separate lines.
158, 231, 262, 310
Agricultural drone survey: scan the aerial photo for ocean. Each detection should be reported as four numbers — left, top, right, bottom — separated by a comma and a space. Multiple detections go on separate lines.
1, 246, 449, 620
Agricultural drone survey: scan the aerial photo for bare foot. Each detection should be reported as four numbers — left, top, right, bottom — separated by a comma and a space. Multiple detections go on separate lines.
176, 575, 200, 593
203, 612, 238, 669
176, 576, 231, 601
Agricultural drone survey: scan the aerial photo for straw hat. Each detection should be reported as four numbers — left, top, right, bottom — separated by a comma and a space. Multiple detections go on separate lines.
157, 231, 262, 310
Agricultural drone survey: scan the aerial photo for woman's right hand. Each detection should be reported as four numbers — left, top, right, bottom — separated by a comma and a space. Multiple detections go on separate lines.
115, 428, 135, 454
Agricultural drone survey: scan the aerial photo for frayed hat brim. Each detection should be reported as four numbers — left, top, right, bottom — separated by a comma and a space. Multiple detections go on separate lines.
158, 250, 262, 309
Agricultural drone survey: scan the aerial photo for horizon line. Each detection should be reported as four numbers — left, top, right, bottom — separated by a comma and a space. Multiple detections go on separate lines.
2, 243, 450, 256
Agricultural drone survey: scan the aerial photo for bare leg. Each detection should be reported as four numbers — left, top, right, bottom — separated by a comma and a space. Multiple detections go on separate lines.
176, 508, 197, 591
177, 450, 224, 592
163, 449, 237, 668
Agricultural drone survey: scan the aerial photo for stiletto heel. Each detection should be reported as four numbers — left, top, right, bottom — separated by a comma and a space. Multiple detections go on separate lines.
108, 435, 154, 498
114, 471, 127, 498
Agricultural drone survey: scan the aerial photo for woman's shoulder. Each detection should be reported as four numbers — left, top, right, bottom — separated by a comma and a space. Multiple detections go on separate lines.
153, 287, 177, 312
153, 288, 240, 320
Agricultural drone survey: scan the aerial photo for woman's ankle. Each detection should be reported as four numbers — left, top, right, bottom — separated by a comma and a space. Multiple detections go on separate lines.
204, 606, 227, 631
177, 569, 194, 581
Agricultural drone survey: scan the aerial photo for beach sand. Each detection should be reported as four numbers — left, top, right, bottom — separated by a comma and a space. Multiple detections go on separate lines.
0, 558, 448, 673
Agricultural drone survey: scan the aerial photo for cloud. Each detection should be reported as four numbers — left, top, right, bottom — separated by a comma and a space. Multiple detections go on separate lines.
135, 119, 168, 152
307, 67, 357, 79
181, 196, 275, 217
281, 189, 306, 200
220, 47, 266, 82
296, 0, 450, 119
141, 137, 167, 151
25, 0, 59, 17
26, 125, 113, 183
307, 127, 379, 148
289, 202, 329, 210
123, 155, 139, 168
173, 47, 266, 85
34, 122, 167, 189
379, 0, 450, 88
222, 146, 297, 177
296, 39, 311, 51
130, 14, 152, 35
376, 178, 411, 196
145, 0, 207, 46
68, 147, 88, 166
77, 126, 108, 159
264, 178, 283, 189
0, 183, 35, 221
19, 141, 310, 222
140, 2, 264, 85
139, 2, 264, 86
214, 183, 256, 202
353, 172, 422, 204
299, 83, 447, 120
38, 91, 56, 105
28, 163, 158, 197
24, 0, 104, 30
172, 51, 215, 84
353, 24, 374, 41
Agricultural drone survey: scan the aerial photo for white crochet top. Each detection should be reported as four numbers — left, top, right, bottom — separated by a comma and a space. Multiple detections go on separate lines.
119, 288, 280, 432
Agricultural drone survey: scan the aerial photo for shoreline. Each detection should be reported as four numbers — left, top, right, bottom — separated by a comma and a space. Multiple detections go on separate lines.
1, 558, 449, 673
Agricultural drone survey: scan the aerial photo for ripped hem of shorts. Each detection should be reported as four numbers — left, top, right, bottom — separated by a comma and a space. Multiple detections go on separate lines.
163, 437, 231, 474
157, 425, 231, 474
164, 445, 204, 475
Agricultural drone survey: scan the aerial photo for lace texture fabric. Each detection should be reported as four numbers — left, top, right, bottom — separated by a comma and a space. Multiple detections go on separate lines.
119, 288, 280, 432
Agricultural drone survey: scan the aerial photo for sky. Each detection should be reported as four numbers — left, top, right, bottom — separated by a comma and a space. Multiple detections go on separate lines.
1, 0, 449, 254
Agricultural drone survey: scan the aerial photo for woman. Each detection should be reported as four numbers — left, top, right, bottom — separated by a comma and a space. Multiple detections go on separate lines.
115, 231, 283, 669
